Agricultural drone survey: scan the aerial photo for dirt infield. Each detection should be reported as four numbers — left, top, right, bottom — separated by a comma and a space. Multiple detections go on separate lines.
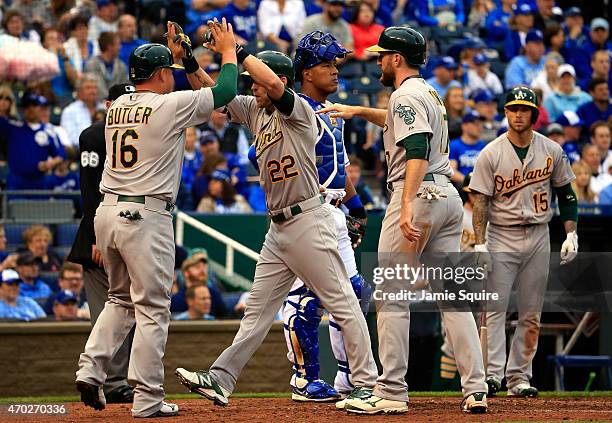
4, 396, 612, 422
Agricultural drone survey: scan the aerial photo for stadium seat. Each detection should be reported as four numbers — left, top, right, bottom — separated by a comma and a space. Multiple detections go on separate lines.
56, 223, 79, 247
4, 223, 33, 247
338, 61, 363, 79
364, 61, 381, 79
328, 90, 363, 106
350, 75, 384, 95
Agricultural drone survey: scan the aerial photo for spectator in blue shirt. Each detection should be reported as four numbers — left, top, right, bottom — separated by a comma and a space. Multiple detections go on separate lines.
49, 290, 82, 321
578, 50, 612, 96
117, 14, 146, 67
567, 18, 612, 83
450, 111, 487, 186
184, 0, 226, 35
414, 0, 465, 27
178, 127, 203, 210
0, 269, 46, 321
346, 155, 374, 208
218, 0, 258, 45
546, 122, 580, 162
15, 252, 51, 302
562, 7, 589, 52
503, 3, 535, 62
554, 112, 582, 164
172, 285, 216, 320
43, 28, 78, 107
599, 183, 612, 204
543, 63, 592, 122
505, 29, 546, 89
577, 79, 612, 140
426, 56, 461, 99
0, 92, 66, 190
471, 89, 502, 142
484, 0, 514, 48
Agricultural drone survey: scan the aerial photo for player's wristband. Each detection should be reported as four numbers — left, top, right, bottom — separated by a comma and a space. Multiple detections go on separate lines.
346, 195, 367, 218
236, 44, 250, 64
182, 55, 199, 74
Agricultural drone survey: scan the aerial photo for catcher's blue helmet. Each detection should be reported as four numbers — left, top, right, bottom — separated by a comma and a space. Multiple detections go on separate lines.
294, 31, 351, 81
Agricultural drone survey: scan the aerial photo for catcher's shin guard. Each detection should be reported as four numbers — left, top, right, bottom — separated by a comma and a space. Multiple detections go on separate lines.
350, 273, 373, 314
286, 290, 323, 380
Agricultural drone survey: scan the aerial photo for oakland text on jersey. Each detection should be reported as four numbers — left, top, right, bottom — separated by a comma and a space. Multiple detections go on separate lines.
107, 105, 153, 126
254, 115, 282, 158
494, 157, 553, 198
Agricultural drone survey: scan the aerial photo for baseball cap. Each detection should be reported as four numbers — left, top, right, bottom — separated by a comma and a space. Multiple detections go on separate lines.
323, 0, 345, 4
463, 37, 486, 50
16, 252, 41, 266
210, 168, 231, 182
525, 29, 544, 43
199, 131, 219, 145
1, 269, 21, 284
20, 91, 44, 108
557, 63, 576, 78
107, 84, 135, 101
181, 253, 208, 272
591, 18, 609, 31
54, 289, 78, 305
546, 123, 564, 135
96, 0, 115, 7
556, 111, 583, 127
473, 53, 489, 65
435, 56, 458, 70
471, 88, 495, 103
513, 3, 534, 15
564, 7, 581, 18
462, 111, 485, 124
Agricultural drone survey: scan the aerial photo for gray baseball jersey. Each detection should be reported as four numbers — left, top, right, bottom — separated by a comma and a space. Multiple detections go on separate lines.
101, 88, 214, 203
226, 94, 320, 211
469, 132, 575, 225
384, 77, 452, 183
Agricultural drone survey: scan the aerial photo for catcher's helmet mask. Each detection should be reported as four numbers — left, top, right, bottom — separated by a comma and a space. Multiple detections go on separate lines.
294, 31, 351, 81
129, 43, 184, 83
366, 26, 427, 68
504, 86, 539, 124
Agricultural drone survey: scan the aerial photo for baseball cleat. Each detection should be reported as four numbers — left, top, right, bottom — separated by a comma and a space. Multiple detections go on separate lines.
335, 386, 373, 410
138, 402, 179, 418
508, 383, 538, 397
345, 395, 409, 415
175, 368, 229, 406
461, 392, 488, 413
76, 380, 106, 411
486, 376, 501, 397
291, 378, 341, 402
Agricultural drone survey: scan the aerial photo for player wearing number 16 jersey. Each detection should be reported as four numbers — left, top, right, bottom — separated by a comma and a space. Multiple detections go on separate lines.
76, 19, 239, 418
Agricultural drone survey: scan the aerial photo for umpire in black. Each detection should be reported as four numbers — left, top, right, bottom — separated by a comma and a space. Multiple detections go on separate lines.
67, 84, 136, 404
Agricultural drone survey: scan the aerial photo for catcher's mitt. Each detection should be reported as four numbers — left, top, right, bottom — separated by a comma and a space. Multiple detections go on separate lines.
346, 216, 367, 249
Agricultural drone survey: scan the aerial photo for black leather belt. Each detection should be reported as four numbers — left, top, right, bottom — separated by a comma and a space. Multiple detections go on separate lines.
103, 194, 174, 211
270, 196, 324, 223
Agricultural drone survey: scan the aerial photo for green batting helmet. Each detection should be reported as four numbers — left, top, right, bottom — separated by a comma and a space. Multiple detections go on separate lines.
243, 50, 294, 85
129, 43, 184, 83
365, 26, 427, 67
504, 86, 539, 123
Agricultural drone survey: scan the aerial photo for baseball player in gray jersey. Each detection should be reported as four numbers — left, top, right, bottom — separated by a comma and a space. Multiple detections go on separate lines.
174, 32, 377, 407
75, 20, 238, 418
319, 26, 488, 414
469, 86, 578, 397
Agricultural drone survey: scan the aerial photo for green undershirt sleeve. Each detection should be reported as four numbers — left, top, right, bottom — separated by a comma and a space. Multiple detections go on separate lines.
554, 183, 578, 222
270, 87, 295, 116
402, 132, 430, 160
211, 63, 238, 109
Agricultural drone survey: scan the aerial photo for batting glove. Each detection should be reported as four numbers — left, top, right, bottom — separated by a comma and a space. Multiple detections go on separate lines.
560, 231, 578, 265
474, 243, 492, 273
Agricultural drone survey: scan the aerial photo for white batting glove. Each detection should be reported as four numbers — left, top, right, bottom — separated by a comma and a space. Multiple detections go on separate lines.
474, 243, 492, 272
560, 231, 578, 265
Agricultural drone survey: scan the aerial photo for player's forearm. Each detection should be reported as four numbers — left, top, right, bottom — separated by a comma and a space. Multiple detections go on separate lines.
211, 63, 238, 109
401, 159, 428, 205
242, 55, 285, 99
472, 193, 490, 244
563, 220, 577, 234
186, 68, 216, 90
353, 106, 386, 127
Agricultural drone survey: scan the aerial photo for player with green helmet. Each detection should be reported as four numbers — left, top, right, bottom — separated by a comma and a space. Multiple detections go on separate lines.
503, 86, 539, 123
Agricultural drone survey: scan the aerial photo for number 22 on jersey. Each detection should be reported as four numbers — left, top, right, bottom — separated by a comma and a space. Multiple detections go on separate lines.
267, 155, 298, 183
111, 129, 139, 169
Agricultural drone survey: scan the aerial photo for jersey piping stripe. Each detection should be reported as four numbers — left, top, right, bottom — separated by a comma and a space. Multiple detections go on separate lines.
316, 113, 339, 188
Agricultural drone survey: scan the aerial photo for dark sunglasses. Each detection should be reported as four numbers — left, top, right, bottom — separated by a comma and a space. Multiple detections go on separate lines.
0, 96, 13, 101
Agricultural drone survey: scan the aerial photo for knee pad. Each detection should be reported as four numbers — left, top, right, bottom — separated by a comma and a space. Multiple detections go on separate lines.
350, 273, 373, 314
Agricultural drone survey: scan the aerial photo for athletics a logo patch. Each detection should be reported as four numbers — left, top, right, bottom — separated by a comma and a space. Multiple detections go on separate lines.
395, 104, 416, 125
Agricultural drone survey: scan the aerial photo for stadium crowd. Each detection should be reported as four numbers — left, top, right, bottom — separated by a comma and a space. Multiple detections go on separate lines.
0, 0, 611, 321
